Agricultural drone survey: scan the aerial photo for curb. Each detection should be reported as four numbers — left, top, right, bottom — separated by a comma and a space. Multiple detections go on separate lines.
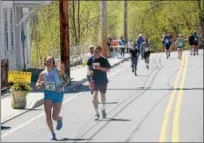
1, 56, 130, 124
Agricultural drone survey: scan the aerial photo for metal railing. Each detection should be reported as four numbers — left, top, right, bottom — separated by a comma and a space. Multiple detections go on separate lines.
1, 59, 9, 93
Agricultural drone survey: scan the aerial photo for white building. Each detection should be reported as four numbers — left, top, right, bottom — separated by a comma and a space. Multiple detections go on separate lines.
0, 1, 50, 70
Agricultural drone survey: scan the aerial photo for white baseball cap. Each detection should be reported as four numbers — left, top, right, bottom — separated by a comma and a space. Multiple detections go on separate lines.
88, 45, 94, 49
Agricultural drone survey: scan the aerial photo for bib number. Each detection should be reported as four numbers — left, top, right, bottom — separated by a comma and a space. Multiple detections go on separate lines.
62, 73, 70, 85
165, 39, 169, 43
145, 47, 150, 52
45, 82, 56, 91
178, 42, 183, 47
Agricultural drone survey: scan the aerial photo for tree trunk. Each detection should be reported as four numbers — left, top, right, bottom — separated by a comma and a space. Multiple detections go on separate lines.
77, 0, 80, 44
33, 15, 39, 68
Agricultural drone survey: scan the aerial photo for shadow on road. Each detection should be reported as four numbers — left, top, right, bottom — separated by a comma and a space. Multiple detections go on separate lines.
23, 108, 43, 111
64, 84, 89, 94
55, 138, 90, 141
98, 118, 131, 122
98, 102, 118, 104
1, 126, 11, 130
135, 75, 148, 76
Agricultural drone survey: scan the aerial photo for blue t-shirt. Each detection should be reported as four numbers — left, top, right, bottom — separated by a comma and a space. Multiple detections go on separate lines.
137, 37, 144, 49
164, 36, 171, 46
193, 34, 199, 42
87, 56, 111, 84
119, 39, 126, 46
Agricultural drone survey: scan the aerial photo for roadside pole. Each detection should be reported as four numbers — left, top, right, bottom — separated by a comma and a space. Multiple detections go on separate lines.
100, 1, 108, 58
59, 0, 70, 77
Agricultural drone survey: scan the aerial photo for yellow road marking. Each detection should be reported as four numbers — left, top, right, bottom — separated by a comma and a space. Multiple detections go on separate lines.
172, 53, 189, 142
159, 55, 186, 142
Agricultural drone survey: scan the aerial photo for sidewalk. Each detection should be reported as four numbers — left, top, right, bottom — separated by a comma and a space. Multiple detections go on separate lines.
1, 54, 130, 124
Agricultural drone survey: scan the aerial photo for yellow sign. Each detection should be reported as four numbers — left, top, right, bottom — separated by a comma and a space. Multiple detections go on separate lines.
8, 71, 32, 83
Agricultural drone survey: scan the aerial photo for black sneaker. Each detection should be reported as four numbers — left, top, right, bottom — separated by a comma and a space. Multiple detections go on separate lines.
95, 113, 100, 120
102, 109, 106, 118
146, 65, 149, 69
51, 132, 57, 140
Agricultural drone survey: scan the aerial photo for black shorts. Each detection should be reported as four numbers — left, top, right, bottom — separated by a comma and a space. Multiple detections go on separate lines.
93, 83, 107, 94
164, 45, 171, 50
121, 48, 125, 52
194, 42, 198, 46
131, 57, 138, 65
144, 51, 150, 59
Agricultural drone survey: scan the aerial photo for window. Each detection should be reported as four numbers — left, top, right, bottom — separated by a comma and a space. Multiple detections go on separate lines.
3, 8, 8, 52
9, 8, 14, 50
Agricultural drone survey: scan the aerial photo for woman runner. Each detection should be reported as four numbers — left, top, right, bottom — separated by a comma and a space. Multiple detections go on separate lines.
36, 56, 69, 140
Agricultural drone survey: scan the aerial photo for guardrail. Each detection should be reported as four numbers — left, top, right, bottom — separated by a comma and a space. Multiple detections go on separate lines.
1, 59, 9, 93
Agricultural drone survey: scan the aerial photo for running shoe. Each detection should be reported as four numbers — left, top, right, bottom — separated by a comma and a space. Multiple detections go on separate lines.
56, 118, 63, 130
95, 113, 100, 120
51, 132, 57, 140
102, 109, 106, 118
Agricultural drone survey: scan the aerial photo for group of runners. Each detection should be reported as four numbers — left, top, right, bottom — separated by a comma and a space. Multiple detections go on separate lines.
128, 34, 151, 75
35, 46, 111, 140
162, 31, 200, 60
108, 34, 152, 75
35, 31, 201, 140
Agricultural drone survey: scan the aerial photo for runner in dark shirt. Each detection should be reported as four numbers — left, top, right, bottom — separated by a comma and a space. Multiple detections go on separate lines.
129, 45, 139, 73
189, 33, 195, 55
87, 46, 111, 120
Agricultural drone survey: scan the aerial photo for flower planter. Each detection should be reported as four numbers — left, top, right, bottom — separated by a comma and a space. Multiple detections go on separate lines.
11, 91, 29, 109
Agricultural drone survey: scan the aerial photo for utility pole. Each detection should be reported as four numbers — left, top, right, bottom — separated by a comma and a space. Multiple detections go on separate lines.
100, 1, 108, 58
124, 0, 128, 42
59, 0, 70, 77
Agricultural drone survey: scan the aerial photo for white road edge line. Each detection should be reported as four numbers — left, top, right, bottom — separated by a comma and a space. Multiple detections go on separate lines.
1, 63, 129, 138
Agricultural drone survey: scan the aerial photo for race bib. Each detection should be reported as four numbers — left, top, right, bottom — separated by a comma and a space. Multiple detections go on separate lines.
62, 73, 70, 85
178, 42, 183, 47
165, 39, 169, 43
93, 63, 100, 69
45, 82, 56, 91
145, 47, 150, 52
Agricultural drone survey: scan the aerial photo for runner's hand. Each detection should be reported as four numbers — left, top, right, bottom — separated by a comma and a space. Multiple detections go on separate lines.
39, 81, 45, 86
95, 65, 100, 70
36, 81, 45, 89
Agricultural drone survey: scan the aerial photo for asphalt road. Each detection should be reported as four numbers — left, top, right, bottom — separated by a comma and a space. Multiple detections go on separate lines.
1, 50, 203, 142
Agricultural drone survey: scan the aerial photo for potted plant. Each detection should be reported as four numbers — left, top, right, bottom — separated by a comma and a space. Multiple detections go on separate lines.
10, 83, 32, 109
